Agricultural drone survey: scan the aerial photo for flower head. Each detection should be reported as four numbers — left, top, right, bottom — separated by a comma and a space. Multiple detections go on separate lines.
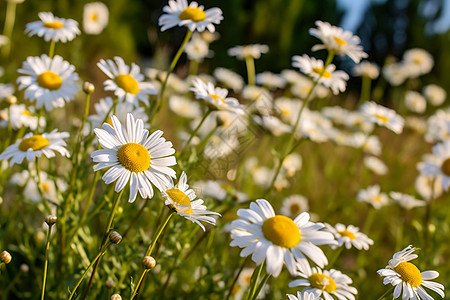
357, 184, 389, 209
228, 44, 269, 60
83, 2, 109, 35
325, 223, 373, 250
360, 101, 404, 134
25, 12, 80, 42
419, 140, 450, 191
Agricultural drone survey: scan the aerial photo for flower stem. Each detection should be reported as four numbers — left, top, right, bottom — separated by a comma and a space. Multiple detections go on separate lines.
35, 157, 52, 214
245, 56, 256, 86
179, 108, 213, 158
40, 223, 54, 300
250, 273, 270, 300
1, 1, 17, 58
376, 286, 394, 300
48, 40, 56, 58
247, 261, 265, 300
226, 256, 249, 300
360, 75, 371, 103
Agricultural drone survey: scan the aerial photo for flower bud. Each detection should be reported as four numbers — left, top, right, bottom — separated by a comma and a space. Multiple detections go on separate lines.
0, 251, 12, 264
45, 215, 57, 226
6, 95, 17, 105
110, 294, 122, 300
109, 231, 122, 244
83, 82, 95, 94
105, 279, 116, 289
142, 256, 156, 270
20, 264, 29, 273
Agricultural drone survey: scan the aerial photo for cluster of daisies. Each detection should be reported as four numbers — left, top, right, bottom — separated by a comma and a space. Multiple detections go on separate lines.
0, 0, 448, 299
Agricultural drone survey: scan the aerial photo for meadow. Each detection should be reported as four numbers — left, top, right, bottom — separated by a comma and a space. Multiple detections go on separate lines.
0, 0, 449, 299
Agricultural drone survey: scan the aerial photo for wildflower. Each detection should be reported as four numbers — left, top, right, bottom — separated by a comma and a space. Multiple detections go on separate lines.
405, 91, 426, 114
325, 223, 373, 250
0, 130, 69, 166
414, 173, 443, 201
377, 245, 444, 299
158, 0, 223, 32
97, 57, 157, 107
184, 32, 210, 62
389, 192, 426, 210
425, 109, 450, 143
382, 63, 408, 86
357, 184, 389, 209
403, 48, 434, 77
363, 156, 388, 175
228, 44, 269, 60
287, 291, 323, 300
91, 114, 176, 202
353, 61, 379, 79
213, 67, 244, 92
25, 12, 80, 42
162, 172, 220, 231
0, 83, 14, 100
0, 251, 12, 264
280, 195, 309, 219
309, 20, 367, 63
230, 199, 336, 277
0, 104, 44, 130
83, 2, 109, 35
423, 84, 446, 106
419, 140, 450, 191
256, 71, 286, 90
17, 55, 79, 111
168, 95, 202, 119
360, 101, 404, 134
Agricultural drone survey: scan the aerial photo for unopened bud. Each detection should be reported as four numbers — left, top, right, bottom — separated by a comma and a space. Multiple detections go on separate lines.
83, 82, 95, 94
142, 256, 156, 269
105, 279, 116, 289
110, 294, 122, 300
6, 95, 16, 105
20, 264, 29, 273
109, 231, 122, 244
45, 215, 57, 226
0, 251, 12, 264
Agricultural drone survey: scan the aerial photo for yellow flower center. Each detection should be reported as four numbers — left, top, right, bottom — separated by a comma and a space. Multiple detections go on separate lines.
37, 71, 63, 91
338, 229, 356, 240
261, 215, 301, 248
90, 13, 98, 22
41, 182, 51, 193
413, 57, 423, 64
371, 195, 382, 202
179, 6, 206, 22
209, 94, 226, 104
393, 262, 422, 287
20, 110, 33, 117
115, 74, 140, 95
312, 67, 331, 79
308, 273, 337, 293
374, 114, 389, 123
117, 143, 150, 173
289, 203, 301, 215
280, 108, 291, 118
43, 21, 64, 29
441, 158, 450, 176
334, 36, 347, 46
18, 135, 50, 151
165, 188, 193, 214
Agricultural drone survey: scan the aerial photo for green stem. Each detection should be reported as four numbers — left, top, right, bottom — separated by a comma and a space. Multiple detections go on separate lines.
48, 40, 56, 58
245, 56, 255, 86
376, 286, 394, 300
35, 158, 52, 214
226, 257, 249, 300
1, 1, 17, 58
360, 75, 371, 103
179, 108, 213, 158
327, 246, 344, 268
250, 273, 270, 300
247, 261, 264, 300
152, 29, 192, 120
189, 59, 199, 75
40, 224, 53, 300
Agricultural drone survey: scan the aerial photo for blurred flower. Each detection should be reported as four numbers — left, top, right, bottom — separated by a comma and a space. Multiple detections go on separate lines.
325, 223, 373, 250
383, 63, 408, 86
83, 2, 109, 35
347, 133, 382, 155
202, 131, 240, 159
231, 267, 268, 299
158, 0, 223, 32
287, 291, 323, 300
11, 170, 67, 203
363, 156, 388, 175
97, 56, 157, 107
280, 195, 309, 219
256, 71, 286, 90
0, 104, 45, 130
309, 20, 367, 63
292, 54, 349, 95
405, 116, 426, 135
0, 130, 69, 166
253, 115, 291, 137
389, 192, 426, 210
213, 68, 244, 92
0, 35, 9, 47
184, 32, 210, 61
228, 44, 269, 60
403, 48, 434, 78
425, 108, 450, 143
423, 84, 446, 106
360, 101, 404, 134
377, 245, 444, 300
169, 95, 202, 119
25, 12, 80, 42
419, 140, 450, 191
357, 184, 389, 209
91, 114, 176, 202
162, 172, 220, 231
289, 264, 358, 300
404, 91, 426, 114
282, 153, 303, 177
414, 173, 443, 201
0, 83, 14, 100
17, 55, 79, 111
353, 61, 379, 79
230, 199, 336, 277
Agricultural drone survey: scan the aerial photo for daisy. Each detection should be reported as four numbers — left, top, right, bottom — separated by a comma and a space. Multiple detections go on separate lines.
389, 192, 426, 210
360, 101, 404, 134
425, 109, 450, 143
158, 0, 223, 32
280, 195, 309, 219
419, 140, 450, 191
325, 223, 373, 250
0, 104, 45, 130
292, 54, 349, 95
363, 156, 388, 175
403, 48, 434, 77
190, 78, 244, 113
25, 12, 80, 42
184, 32, 210, 62
256, 72, 286, 90
357, 184, 389, 209
97, 56, 157, 107
0, 83, 14, 100
0, 130, 69, 166
228, 44, 269, 60
83, 2, 109, 35
423, 84, 446, 106
377, 245, 445, 300
91, 114, 176, 202
17, 55, 79, 111
309, 20, 367, 63
353, 61, 379, 79
383, 63, 408, 86
213, 67, 244, 92
287, 291, 322, 300
162, 172, 220, 231
405, 91, 426, 114
289, 264, 358, 300
415, 174, 443, 201
230, 199, 336, 277
169, 95, 202, 119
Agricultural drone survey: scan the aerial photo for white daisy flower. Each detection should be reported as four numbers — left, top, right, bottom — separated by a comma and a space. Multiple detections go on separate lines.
403, 48, 434, 78
253, 115, 292, 137
158, 0, 223, 32
280, 195, 309, 219
287, 291, 323, 300
17, 55, 79, 111
345, 133, 382, 156
228, 44, 269, 60
405, 91, 426, 114
289, 264, 358, 300
194, 180, 227, 201
11, 170, 66, 203
425, 109, 450, 143
0, 83, 14, 100
168, 95, 202, 119
389, 192, 426, 210
382, 62, 408, 86
162, 172, 220, 231
419, 140, 450, 191
415, 173, 443, 201
97, 56, 157, 107
91, 113, 176, 202
230, 199, 336, 277
363, 156, 388, 175
213, 67, 244, 92
0, 104, 45, 130
190, 77, 244, 113
353, 61, 379, 79
360, 101, 404, 134
0, 130, 69, 166
25, 12, 80, 42
83, 2, 109, 35
325, 223, 373, 250
256, 71, 286, 90
292, 54, 349, 95
357, 184, 389, 209
377, 245, 445, 300
184, 32, 210, 62
423, 84, 446, 106
202, 131, 240, 160
309, 20, 367, 63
